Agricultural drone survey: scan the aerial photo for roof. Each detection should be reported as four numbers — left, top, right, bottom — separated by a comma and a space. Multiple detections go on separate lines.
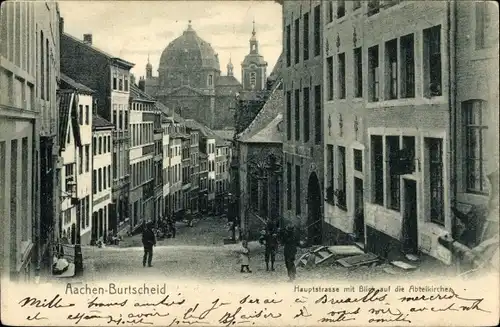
213, 129, 235, 141
130, 84, 155, 102
268, 52, 283, 80
184, 119, 226, 145
62, 33, 134, 69
58, 91, 82, 150
60, 73, 95, 94
216, 75, 241, 87
93, 114, 114, 129
238, 79, 284, 144
155, 101, 186, 123
159, 22, 220, 71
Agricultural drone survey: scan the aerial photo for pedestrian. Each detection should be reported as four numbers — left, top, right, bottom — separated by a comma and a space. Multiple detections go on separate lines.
282, 225, 298, 281
260, 221, 279, 271
169, 217, 176, 238
239, 240, 252, 273
142, 221, 156, 267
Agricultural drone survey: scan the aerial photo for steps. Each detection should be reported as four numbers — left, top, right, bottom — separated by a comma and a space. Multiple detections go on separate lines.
296, 246, 336, 268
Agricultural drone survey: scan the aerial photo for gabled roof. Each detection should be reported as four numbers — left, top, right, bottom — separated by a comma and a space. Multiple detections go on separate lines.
60, 73, 95, 94
237, 79, 283, 144
93, 114, 114, 130
130, 84, 155, 102
62, 32, 134, 69
58, 90, 82, 151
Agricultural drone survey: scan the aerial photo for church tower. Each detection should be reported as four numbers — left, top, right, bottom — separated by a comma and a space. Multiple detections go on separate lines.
227, 55, 234, 76
241, 20, 267, 91
146, 54, 152, 79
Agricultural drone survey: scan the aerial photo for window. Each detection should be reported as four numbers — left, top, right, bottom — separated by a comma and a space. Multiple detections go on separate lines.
93, 137, 96, 155
286, 91, 292, 141
108, 136, 111, 152
326, 56, 334, 100
353, 1, 361, 10
103, 167, 107, 189
98, 168, 102, 192
113, 77, 117, 90
85, 145, 90, 172
423, 25, 442, 97
354, 149, 362, 172
79, 105, 83, 125
314, 85, 321, 144
295, 165, 301, 215
124, 111, 128, 130
326, 145, 334, 203
314, 5, 321, 57
250, 72, 256, 88
337, 146, 346, 210
93, 170, 96, 194
295, 18, 300, 64
124, 78, 129, 92
368, 45, 380, 102
463, 100, 488, 194
85, 105, 89, 125
98, 137, 102, 154
475, 1, 498, 50
351, 47, 363, 98
368, 0, 380, 16
327, 1, 333, 23
119, 111, 123, 130
337, 53, 346, 99
371, 135, 384, 205
113, 153, 117, 179
385, 39, 398, 100
208, 75, 213, 86
427, 138, 444, 226
303, 87, 310, 142
40, 31, 45, 100
337, 0, 345, 18
65, 163, 75, 192
67, 127, 71, 144
295, 89, 300, 141
79, 147, 83, 174
400, 34, 415, 98
303, 12, 309, 61
286, 25, 291, 66
387, 136, 400, 211
119, 78, 123, 91
287, 162, 292, 210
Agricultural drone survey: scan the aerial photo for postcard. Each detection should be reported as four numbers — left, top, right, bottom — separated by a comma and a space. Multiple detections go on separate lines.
0, 0, 498, 326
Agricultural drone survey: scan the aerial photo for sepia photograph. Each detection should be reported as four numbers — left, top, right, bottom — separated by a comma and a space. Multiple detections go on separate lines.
0, 0, 499, 325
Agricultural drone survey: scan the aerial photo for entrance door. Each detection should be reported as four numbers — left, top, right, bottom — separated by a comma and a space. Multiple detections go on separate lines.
307, 173, 322, 245
402, 179, 418, 254
354, 177, 364, 243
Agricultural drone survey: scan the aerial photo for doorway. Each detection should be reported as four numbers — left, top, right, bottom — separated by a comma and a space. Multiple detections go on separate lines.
307, 172, 323, 245
354, 177, 365, 243
402, 179, 418, 254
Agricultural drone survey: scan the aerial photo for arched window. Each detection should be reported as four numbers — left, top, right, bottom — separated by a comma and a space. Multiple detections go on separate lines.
463, 100, 488, 194
208, 74, 213, 86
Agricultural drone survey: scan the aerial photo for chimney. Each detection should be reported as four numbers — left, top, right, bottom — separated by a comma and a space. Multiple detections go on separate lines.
59, 17, 64, 35
83, 34, 92, 45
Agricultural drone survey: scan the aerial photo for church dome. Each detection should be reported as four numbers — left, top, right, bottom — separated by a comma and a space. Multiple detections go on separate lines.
159, 22, 220, 71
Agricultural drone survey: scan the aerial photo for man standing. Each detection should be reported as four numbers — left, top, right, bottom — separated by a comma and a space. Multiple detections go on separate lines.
260, 220, 279, 271
282, 225, 298, 281
142, 222, 156, 267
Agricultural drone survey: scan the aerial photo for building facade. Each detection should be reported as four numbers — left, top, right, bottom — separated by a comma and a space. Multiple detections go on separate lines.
59, 74, 94, 245
91, 115, 114, 242
280, 0, 324, 245
129, 85, 155, 229
241, 22, 268, 91
0, 1, 61, 281
153, 109, 163, 222
60, 31, 134, 234
161, 115, 171, 218
169, 131, 183, 218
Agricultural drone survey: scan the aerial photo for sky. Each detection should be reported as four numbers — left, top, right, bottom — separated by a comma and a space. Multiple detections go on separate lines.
59, 1, 283, 83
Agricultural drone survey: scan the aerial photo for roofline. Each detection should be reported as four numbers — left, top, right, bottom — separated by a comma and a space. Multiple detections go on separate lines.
92, 126, 114, 131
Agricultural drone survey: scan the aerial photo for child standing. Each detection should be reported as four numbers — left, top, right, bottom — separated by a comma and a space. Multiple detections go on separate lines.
239, 240, 252, 273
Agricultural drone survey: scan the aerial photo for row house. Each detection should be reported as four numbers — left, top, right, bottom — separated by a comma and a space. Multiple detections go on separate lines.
129, 84, 155, 229
91, 115, 114, 242
0, 1, 61, 282
322, 0, 498, 265
185, 121, 201, 216
169, 129, 184, 218
180, 131, 191, 217
59, 74, 93, 245
279, 0, 325, 246
153, 107, 163, 222
199, 153, 209, 213
60, 30, 134, 235
160, 115, 171, 218
214, 141, 231, 215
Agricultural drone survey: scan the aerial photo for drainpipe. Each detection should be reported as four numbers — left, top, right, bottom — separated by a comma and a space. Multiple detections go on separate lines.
447, 0, 458, 231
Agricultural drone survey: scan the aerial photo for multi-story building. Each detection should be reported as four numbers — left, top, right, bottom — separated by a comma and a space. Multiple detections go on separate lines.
452, 1, 498, 248
160, 114, 171, 218
198, 153, 209, 213
129, 84, 155, 229
91, 115, 114, 241
59, 74, 94, 245
279, 0, 324, 245
207, 137, 217, 213
181, 133, 192, 216
1, 1, 61, 281
60, 30, 134, 234
169, 128, 183, 218
215, 141, 231, 215
153, 108, 163, 222
185, 120, 203, 216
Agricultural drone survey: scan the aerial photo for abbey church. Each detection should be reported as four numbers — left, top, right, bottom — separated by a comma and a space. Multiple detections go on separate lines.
143, 21, 268, 130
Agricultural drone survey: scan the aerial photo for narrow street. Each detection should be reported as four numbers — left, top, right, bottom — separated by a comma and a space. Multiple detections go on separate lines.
79, 216, 455, 285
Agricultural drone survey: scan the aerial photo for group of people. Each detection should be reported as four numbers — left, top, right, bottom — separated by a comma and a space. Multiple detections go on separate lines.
239, 219, 299, 281
156, 217, 176, 239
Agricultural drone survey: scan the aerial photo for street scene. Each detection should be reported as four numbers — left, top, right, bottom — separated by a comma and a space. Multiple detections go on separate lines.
0, 1, 499, 286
